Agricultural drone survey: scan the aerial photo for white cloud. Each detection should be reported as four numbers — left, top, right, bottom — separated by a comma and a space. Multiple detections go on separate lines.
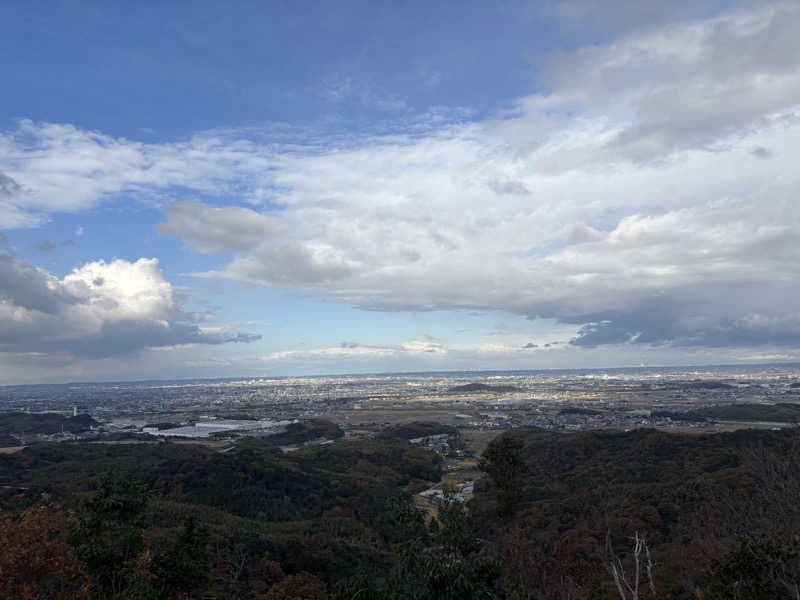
260, 340, 515, 364
252, 337, 762, 375
0, 121, 278, 228
180, 110, 800, 349
260, 340, 491, 364
0, 255, 260, 358
507, 3, 800, 164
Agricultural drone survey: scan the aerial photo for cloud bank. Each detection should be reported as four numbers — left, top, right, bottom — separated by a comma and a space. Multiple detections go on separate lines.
1, 2, 799, 363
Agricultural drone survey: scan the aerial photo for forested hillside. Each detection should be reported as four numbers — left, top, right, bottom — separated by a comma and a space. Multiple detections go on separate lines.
1, 427, 799, 598
472, 427, 800, 599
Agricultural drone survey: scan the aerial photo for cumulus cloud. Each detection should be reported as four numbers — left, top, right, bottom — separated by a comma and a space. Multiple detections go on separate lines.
1, 2, 799, 357
0, 255, 260, 358
0, 254, 78, 313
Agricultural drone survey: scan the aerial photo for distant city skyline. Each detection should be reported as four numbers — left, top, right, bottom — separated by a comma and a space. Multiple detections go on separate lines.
2, 1, 800, 384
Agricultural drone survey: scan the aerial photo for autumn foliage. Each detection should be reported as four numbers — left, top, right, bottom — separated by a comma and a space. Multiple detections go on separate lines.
265, 571, 328, 600
0, 504, 88, 600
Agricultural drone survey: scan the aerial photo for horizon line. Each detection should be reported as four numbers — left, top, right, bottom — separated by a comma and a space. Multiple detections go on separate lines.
3, 360, 800, 389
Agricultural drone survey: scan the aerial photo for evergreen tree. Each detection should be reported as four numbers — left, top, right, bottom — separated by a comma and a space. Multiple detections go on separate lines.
70, 474, 157, 600
704, 536, 800, 599
334, 493, 499, 600
153, 516, 210, 599
479, 434, 525, 518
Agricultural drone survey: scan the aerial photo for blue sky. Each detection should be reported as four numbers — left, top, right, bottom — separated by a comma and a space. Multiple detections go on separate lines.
1, 1, 545, 136
1, 1, 799, 383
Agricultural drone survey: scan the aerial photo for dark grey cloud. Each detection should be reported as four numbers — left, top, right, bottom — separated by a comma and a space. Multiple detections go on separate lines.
37, 240, 55, 252
570, 322, 635, 347
0, 253, 78, 313
64, 321, 261, 359
0, 232, 7, 245
568, 282, 800, 349
523, 342, 538, 348
60, 239, 78, 247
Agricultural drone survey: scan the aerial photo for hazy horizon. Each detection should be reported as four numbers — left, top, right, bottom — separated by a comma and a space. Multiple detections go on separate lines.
4, 360, 800, 389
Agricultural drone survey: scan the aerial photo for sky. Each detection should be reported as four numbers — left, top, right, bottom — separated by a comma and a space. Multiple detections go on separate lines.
1, 0, 799, 384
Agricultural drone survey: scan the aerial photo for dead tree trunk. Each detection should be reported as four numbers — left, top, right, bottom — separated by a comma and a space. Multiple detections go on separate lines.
607, 531, 657, 600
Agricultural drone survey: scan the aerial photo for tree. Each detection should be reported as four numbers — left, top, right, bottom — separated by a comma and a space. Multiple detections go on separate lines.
703, 536, 800, 600
0, 503, 89, 600
334, 493, 499, 600
211, 540, 250, 599
266, 572, 328, 600
70, 474, 157, 600
606, 531, 657, 600
436, 489, 481, 557
479, 434, 525, 518
496, 525, 605, 600
394, 491, 498, 599
248, 552, 286, 597
152, 516, 210, 599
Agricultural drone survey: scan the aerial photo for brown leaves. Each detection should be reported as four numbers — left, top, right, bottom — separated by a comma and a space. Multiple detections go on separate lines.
0, 504, 89, 600
265, 572, 328, 600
